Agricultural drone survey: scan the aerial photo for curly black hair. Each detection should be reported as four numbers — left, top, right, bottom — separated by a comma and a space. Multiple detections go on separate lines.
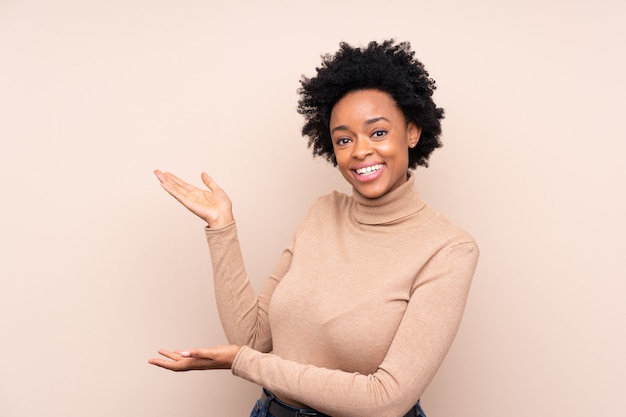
297, 39, 444, 168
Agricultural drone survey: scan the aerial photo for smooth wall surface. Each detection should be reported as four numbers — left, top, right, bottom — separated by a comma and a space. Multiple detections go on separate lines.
1, 1, 624, 416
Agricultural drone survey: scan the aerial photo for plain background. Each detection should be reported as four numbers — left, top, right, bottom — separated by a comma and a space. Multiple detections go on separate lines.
1, 0, 624, 416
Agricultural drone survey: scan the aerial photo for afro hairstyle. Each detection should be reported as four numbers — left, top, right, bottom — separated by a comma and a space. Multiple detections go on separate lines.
297, 39, 444, 168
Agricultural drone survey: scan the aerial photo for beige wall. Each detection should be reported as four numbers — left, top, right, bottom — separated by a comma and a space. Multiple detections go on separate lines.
1, 1, 624, 416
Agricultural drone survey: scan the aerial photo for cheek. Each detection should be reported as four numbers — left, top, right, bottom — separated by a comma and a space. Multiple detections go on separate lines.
333, 149, 350, 169
379, 142, 409, 163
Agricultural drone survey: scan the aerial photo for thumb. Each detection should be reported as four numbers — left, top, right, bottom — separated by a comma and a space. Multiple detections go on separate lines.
201, 172, 220, 192
184, 349, 209, 359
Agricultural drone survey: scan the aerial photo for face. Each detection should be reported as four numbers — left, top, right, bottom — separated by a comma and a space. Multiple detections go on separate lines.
329, 89, 421, 199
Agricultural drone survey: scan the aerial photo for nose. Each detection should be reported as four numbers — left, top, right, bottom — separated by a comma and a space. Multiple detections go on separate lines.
351, 137, 373, 159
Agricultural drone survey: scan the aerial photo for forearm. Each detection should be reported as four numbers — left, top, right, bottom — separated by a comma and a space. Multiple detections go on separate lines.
205, 222, 290, 351
230, 242, 479, 417
205, 222, 267, 348
232, 346, 425, 417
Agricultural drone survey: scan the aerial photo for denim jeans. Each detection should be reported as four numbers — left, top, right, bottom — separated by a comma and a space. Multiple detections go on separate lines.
249, 389, 324, 417
248, 389, 427, 417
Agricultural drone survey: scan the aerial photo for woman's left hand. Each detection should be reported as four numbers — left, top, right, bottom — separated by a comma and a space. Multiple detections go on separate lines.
148, 345, 241, 372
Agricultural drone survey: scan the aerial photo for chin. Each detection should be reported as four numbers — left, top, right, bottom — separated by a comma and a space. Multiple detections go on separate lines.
355, 185, 387, 199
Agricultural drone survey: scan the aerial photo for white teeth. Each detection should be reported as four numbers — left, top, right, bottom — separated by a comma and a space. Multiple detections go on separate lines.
355, 164, 383, 175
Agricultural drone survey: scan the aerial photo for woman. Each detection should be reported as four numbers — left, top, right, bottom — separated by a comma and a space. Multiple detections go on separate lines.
149, 40, 479, 417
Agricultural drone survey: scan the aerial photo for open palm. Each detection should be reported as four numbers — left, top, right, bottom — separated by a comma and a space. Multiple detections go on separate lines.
149, 345, 241, 372
154, 170, 234, 228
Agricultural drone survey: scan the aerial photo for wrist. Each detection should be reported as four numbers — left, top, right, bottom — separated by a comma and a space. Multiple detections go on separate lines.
207, 213, 234, 229
230, 345, 244, 372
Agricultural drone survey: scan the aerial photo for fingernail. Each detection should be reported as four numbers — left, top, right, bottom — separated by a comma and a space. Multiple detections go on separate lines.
180, 351, 190, 357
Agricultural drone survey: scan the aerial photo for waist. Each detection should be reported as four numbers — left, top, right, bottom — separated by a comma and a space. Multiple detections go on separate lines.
261, 388, 421, 417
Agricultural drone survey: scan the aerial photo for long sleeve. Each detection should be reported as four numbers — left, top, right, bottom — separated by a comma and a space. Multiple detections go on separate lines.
205, 178, 479, 417
205, 222, 293, 352
230, 241, 479, 417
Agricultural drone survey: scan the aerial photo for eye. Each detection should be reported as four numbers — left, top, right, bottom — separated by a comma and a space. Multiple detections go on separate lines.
371, 129, 387, 139
335, 137, 352, 146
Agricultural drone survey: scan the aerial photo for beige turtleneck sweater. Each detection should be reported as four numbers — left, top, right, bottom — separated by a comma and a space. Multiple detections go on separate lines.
205, 176, 479, 417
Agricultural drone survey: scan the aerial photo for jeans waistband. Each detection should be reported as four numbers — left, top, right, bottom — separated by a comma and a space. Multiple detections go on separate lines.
262, 389, 331, 417
261, 388, 421, 417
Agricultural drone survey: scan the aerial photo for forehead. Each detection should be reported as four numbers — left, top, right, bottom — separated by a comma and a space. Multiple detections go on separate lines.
330, 89, 403, 124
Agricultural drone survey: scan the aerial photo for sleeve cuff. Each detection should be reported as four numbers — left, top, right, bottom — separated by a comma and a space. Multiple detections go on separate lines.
204, 220, 236, 235
231, 344, 253, 377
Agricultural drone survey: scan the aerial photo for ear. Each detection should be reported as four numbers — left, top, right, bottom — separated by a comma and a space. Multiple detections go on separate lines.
407, 123, 422, 148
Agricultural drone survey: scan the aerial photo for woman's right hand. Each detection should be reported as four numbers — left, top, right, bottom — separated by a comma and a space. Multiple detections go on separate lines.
154, 170, 234, 228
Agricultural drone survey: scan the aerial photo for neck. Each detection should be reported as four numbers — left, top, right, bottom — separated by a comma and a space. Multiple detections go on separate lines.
351, 174, 426, 225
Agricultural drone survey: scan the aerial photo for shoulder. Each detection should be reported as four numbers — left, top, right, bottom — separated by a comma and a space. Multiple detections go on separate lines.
289, 190, 354, 240
414, 203, 479, 252
306, 190, 353, 218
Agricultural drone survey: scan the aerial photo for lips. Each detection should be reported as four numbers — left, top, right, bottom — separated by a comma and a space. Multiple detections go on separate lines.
354, 163, 385, 175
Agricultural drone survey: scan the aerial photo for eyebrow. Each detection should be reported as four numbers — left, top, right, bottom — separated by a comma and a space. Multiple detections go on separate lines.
331, 117, 390, 134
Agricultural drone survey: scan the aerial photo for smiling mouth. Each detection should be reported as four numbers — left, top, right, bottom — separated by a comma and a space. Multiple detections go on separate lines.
355, 164, 385, 175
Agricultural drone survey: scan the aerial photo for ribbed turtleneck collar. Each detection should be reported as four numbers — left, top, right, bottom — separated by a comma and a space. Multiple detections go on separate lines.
351, 174, 426, 225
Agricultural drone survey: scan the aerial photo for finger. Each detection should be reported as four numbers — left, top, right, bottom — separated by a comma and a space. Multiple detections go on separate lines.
155, 170, 182, 186
154, 170, 182, 192
157, 174, 198, 201
155, 170, 183, 193
174, 348, 211, 360
162, 172, 197, 191
158, 349, 182, 361
148, 358, 182, 371
176, 348, 211, 359
201, 173, 219, 192
174, 350, 192, 357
